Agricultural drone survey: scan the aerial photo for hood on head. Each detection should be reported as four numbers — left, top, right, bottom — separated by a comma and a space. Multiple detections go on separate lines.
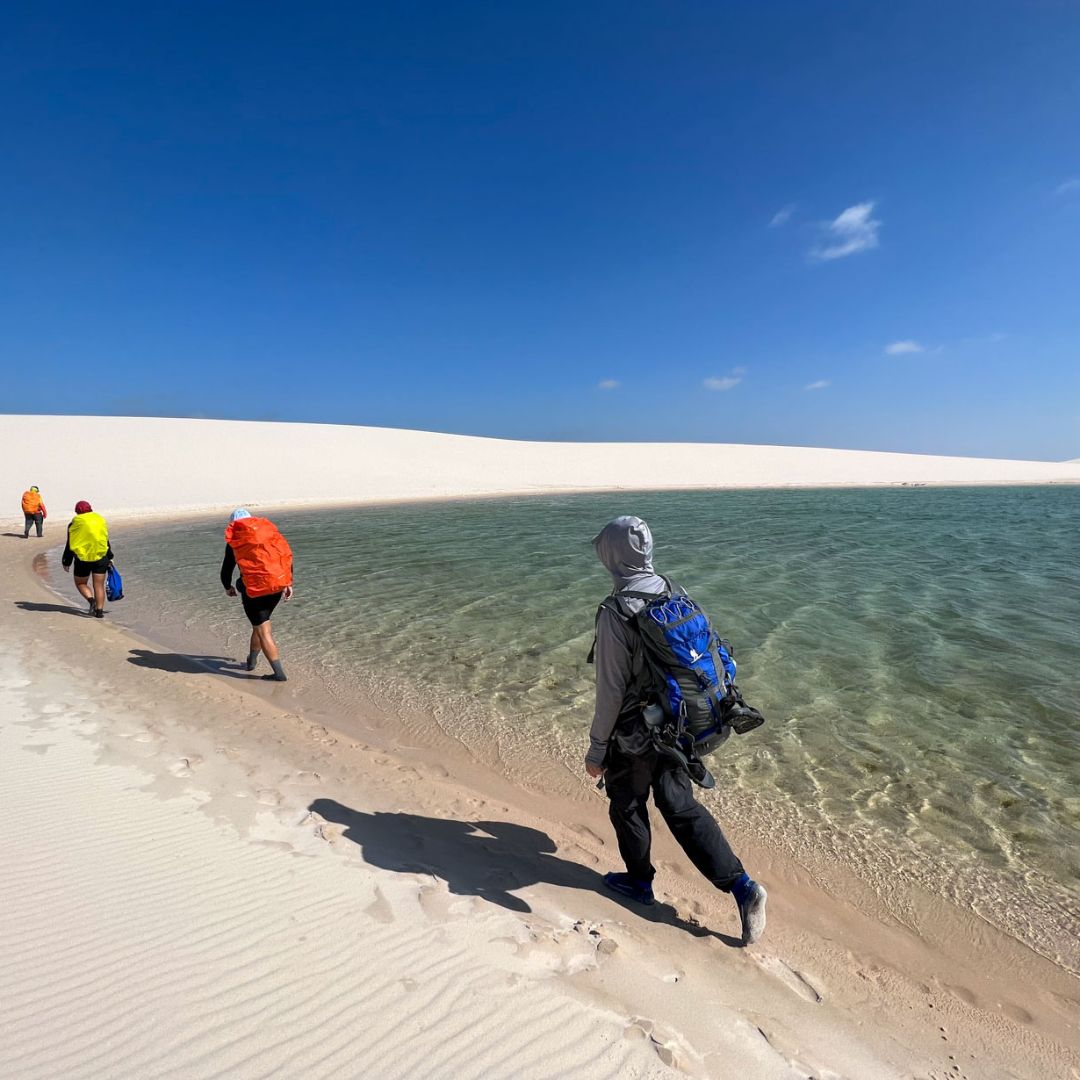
74, 500, 92, 514
592, 516, 654, 584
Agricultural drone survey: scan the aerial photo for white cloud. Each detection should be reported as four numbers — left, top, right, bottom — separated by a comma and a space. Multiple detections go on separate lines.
703, 369, 744, 392
810, 201, 881, 261
884, 340, 924, 356
596, 379, 620, 391
769, 204, 795, 228
1055, 178, 1080, 196
804, 379, 830, 391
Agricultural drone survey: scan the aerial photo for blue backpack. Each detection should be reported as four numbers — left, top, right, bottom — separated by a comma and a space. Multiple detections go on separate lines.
106, 563, 124, 602
596, 583, 765, 778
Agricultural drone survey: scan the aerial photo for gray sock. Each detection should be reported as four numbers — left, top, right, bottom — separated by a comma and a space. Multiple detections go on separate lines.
246, 651, 260, 671
270, 659, 287, 682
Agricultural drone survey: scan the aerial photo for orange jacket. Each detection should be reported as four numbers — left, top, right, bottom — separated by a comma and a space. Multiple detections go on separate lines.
224, 516, 293, 598
21, 491, 45, 516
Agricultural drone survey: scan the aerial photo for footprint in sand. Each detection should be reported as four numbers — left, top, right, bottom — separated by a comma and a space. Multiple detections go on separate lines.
364, 886, 396, 924
21, 744, 52, 755
570, 845, 600, 867
168, 756, 203, 777
570, 824, 605, 846
1000, 1002, 1034, 1024
622, 1019, 684, 1071
751, 954, 823, 1003
944, 982, 979, 1007
417, 882, 447, 919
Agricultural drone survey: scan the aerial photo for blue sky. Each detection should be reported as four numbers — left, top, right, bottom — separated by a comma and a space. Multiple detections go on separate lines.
2, 2, 1078, 458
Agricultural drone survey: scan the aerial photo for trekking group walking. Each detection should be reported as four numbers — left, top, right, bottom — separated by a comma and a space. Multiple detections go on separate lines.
14, 490, 767, 942
15, 489, 295, 682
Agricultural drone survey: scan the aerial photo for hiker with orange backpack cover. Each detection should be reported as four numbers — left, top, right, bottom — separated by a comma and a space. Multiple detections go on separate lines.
21, 486, 47, 538
220, 509, 294, 681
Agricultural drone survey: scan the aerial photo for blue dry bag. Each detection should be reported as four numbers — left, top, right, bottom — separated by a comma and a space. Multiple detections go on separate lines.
106, 563, 124, 602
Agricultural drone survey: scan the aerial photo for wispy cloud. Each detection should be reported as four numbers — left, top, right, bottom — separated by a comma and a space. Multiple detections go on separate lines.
769, 204, 795, 228
810, 201, 881, 261
596, 379, 620, 391
804, 379, 830, 391
1055, 177, 1080, 196
884, 340, 924, 356
703, 366, 745, 392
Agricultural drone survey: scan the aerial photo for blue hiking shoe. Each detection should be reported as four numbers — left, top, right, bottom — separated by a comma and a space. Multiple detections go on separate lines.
734, 877, 767, 945
603, 872, 655, 906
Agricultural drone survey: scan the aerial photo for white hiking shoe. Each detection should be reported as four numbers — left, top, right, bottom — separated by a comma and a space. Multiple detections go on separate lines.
738, 881, 767, 945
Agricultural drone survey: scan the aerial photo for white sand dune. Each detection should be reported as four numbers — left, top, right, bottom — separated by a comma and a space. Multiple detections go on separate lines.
2, 415, 1079, 1079
2, 414, 1078, 519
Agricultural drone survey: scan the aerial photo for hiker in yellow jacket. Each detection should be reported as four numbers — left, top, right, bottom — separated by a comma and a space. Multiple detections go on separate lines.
21, 487, 47, 538
61, 500, 113, 619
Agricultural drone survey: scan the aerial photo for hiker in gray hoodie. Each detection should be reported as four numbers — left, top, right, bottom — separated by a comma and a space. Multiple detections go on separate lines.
587, 515, 767, 944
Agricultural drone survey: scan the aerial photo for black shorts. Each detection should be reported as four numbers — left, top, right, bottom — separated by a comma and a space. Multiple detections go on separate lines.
73, 555, 111, 576
241, 587, 283, 627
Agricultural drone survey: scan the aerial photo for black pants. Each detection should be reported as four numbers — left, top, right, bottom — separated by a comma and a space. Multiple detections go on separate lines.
23, 512, 43, 538
604, 744, 744, 891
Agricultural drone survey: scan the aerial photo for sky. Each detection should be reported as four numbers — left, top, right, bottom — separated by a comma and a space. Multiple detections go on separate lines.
1, 2, 1078, 459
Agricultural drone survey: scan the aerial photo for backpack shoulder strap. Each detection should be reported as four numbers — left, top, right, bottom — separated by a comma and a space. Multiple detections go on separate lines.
586, 576, 676, 664
586, 595, 621, 664
618, 575, 676, 603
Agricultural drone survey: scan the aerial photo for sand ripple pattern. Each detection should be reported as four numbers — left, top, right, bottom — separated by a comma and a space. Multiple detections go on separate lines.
0, 666, 673, 1080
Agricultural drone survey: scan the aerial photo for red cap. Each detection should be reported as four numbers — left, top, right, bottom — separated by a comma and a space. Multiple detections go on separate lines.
74, 500, 92, 513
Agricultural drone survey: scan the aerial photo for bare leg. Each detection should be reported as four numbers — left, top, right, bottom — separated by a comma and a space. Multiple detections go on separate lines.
74, 575, 93, 602
92, 573, 106, 611
254, 620, 279, 661
249, 627, 261, 656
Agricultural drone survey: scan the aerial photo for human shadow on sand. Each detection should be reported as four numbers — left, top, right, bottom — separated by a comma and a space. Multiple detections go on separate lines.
14, 600, 88, 618
309, 798, 741, 945
126, 649, 254, 680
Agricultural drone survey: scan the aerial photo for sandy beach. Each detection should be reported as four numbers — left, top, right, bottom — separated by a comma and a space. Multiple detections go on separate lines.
2, 415, 1079, 1079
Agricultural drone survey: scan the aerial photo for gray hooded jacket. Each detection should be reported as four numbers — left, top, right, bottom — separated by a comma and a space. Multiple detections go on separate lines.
587, 516, 669, 766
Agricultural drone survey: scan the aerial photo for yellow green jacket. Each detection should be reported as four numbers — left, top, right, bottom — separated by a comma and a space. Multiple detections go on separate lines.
64, 512, 111, 564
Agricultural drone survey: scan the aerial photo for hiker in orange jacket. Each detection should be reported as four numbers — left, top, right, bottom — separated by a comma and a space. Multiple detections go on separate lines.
220, 509, 294, 681
21, 487, 47, 538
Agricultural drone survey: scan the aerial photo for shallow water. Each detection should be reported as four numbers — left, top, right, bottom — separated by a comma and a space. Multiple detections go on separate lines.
87, 487, 1080, 967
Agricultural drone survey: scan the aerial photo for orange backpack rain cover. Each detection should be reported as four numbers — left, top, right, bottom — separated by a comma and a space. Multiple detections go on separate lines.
225, 517, 293, 598
21, 490, 43, 515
